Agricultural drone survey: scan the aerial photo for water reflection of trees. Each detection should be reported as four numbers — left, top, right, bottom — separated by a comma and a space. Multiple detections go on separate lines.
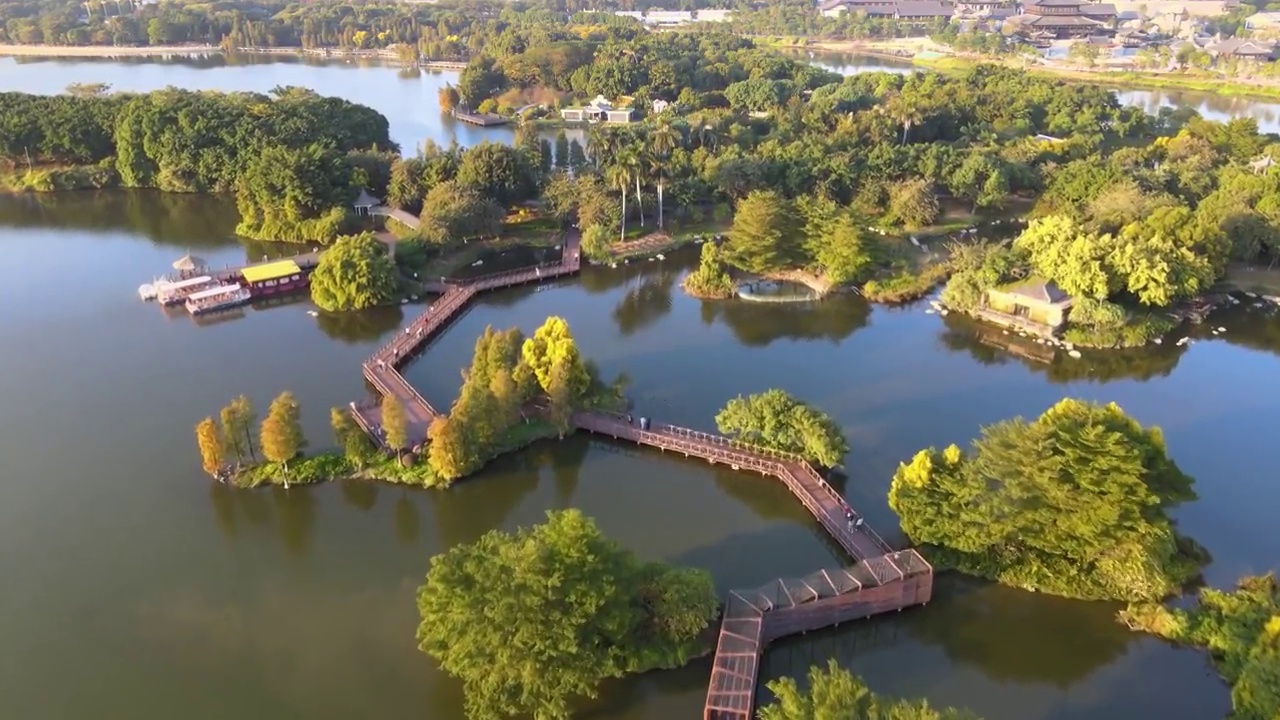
272, 486, 316, 560
0, 190, 240, 248
612, 267, 679, 336
906, 575, 1134, 686
1194, 305, 1280, 357
316, 306, 404, 344
703, 295, 871, 347
340, 479, 379, 512
394, 492, 421, 547
937, 314, 1186, 383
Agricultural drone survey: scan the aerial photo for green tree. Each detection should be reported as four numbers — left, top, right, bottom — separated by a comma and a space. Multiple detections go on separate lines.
330, 407, 373, 468
381, 395, 410, 464
426, 415, 471, 482
760, 660, 983, 720
1013, 216, 1117, 300
260, 391, 306, 483
456, 141, 531, 207
553, 130, 570, 169
310, 232, 399, 312
194, 417, 225, 478
715, 389, 849, 467
889, 399, 1202, 601
418, 179, 505, 244
415, 509, 717, 720
723, 190, 800, 274
683, 241, 736, 299
807, 211, 876, 286
234, 144, 355, 243
888, 177, 940, 230
1121, 575, 1280, 719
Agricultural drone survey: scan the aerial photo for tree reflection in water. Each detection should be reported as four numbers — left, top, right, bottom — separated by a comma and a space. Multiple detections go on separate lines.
937, 313, 1187, 384
702, 294, 871, 347
315, 306, 405, 344
272, 485, 317, 560
339, 478, 378, 512
0, 190, 240, 248
394, 492, 421, 547
612, 266, 679, 336
904, 575, 1135, 686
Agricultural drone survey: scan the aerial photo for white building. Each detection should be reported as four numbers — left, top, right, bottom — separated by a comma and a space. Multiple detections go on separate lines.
696, 9, 733, 22
561, 95, 635, 124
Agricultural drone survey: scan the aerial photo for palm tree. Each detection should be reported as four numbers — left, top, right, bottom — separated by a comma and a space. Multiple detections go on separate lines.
617, 146, 644, 228
606, 164, 630, 245
648, 121, 680, 229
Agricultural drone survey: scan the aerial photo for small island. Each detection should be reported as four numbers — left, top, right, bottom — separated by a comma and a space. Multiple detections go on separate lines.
415, 509, 718, 720
1121, 574, 1280, 719
889, 398, 1205, 602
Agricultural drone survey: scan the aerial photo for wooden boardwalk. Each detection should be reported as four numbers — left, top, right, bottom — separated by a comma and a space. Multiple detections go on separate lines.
349, 233, 581, 442
346, 230, 933, 719
370, 205, 422, 231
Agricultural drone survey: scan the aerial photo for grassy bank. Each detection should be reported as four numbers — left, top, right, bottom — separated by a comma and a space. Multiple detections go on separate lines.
233, 419, 561, 489
0, 163, 119, 192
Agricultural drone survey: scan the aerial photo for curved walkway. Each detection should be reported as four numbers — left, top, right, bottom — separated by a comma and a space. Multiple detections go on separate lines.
370, 205, 421, 231
346, 233, 933, 719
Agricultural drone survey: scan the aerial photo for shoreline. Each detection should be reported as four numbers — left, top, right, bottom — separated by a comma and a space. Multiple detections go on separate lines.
0, 43, 221, 57
0, 43, 406, 61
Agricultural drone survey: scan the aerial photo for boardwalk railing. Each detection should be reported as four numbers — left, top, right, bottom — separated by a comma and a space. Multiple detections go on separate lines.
343, 231, 931, 720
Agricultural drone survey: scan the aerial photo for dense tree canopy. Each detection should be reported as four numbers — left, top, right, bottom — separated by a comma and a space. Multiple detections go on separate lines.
1121, 575, 1280, 720
416, 509, 717, 720
760, 660, 983, 720
309, 233, 399, 312
715, 389, 848, 467
889, 398, 1203, 601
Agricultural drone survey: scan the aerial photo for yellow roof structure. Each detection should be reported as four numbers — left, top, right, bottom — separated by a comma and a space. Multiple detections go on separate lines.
241, 259, 302, 284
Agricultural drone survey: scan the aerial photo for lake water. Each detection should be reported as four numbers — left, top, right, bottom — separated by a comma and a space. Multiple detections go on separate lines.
807, 51, 1280, 134
1, 52, 1278, 720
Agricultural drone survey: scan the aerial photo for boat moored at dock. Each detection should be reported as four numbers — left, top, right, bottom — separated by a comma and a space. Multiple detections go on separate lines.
153, 275, 215, 305
185, 283, 251, 315
235, 259, 308, 297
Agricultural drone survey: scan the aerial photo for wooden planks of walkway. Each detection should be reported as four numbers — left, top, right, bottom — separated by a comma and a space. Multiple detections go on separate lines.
349, 233, 581, 442
346, 231, 933, 720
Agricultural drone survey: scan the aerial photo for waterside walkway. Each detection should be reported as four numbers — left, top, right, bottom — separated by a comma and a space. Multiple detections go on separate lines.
345, 231, 933, 719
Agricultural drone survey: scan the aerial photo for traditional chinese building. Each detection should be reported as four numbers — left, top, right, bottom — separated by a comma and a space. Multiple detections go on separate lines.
1009, 0, 1116, 38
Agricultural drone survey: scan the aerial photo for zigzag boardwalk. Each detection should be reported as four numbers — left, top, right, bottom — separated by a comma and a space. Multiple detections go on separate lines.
349, 234, 581, 442
347, 230, 933, 719
572, 413, 933, 720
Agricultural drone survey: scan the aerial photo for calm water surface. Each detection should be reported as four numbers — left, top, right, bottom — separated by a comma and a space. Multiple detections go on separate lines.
807, 51, 1280, 134
1, 54, 1278, 720
0, 53, 590, 152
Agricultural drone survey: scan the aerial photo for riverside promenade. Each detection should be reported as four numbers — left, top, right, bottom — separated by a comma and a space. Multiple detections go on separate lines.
346, 230, 933, 719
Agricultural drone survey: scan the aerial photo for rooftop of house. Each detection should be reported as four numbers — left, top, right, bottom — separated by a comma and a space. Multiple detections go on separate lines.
1210, 37, 1278, 55
995, 277, 1072, 305
896, 1, 955, 15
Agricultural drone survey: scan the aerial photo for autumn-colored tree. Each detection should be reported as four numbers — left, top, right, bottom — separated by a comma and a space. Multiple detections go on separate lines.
220, 394, 257, 464
438, 83, 460, 114
519, 316, 589, 399
427, 415, 471, 482
260, 391, 306, 483
194, 417, 225, 479
381, 395, 410, 464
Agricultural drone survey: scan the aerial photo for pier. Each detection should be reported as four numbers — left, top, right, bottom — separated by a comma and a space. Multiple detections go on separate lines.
453, 111, 510, 127
345, 229, 933, 718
